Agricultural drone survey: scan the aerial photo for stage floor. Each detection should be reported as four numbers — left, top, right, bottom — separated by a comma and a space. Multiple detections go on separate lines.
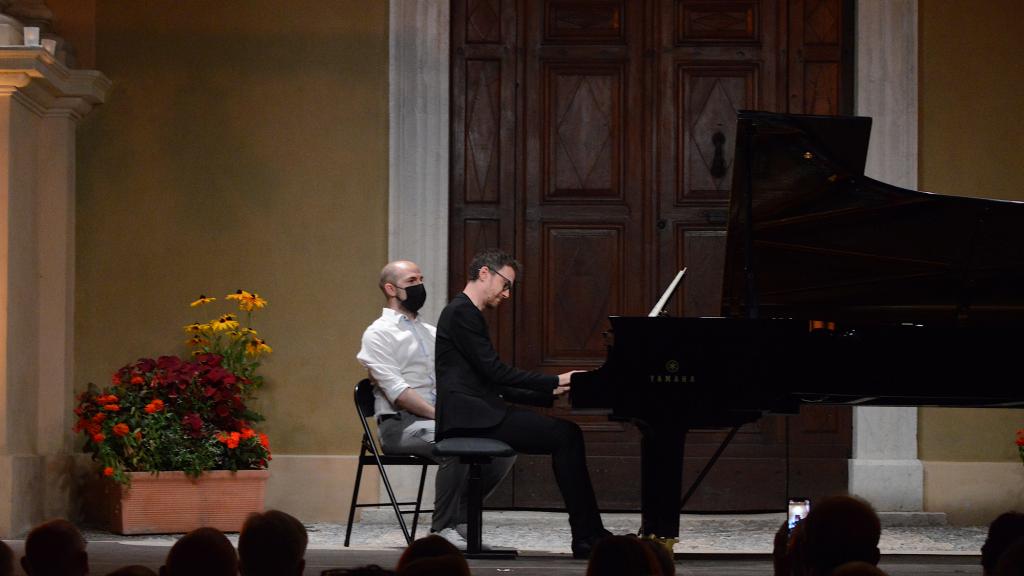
2, 512, 987, 576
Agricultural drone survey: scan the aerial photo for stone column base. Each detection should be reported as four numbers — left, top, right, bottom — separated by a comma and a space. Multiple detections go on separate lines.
849, 458, 923, 512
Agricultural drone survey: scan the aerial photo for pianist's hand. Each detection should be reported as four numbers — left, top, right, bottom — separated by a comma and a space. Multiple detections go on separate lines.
557, 370, 584, 386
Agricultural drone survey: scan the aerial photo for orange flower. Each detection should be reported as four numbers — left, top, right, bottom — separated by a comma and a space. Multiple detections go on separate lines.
151, 399, 164, 411
93, 433, 105, 443
92, 413, 107, 423
99, 394, 119, 404
103, 467, 114, 477
103, 404, 120, 412
258, 433, 270, 450
112, 423, 130, 437
240, 428, 255, 439
130, 375, 145, 385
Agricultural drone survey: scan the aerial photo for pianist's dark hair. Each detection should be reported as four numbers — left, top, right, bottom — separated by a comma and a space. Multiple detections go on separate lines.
468, 249, 521, 281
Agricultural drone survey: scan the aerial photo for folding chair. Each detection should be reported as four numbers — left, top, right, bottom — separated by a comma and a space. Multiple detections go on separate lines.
344, 378, 435, 546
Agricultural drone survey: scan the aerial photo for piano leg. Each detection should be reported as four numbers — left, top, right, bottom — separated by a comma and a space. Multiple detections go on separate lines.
639, 422, 686, 539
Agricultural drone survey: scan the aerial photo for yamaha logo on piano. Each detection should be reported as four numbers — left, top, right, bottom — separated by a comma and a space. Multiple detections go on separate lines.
649, 360, 696, 383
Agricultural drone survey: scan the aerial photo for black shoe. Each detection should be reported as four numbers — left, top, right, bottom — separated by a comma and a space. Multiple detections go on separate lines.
571, 528, 613, 560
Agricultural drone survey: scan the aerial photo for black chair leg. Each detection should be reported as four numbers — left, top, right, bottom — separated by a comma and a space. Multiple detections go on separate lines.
375, 452, 414, 545
344, 448, 366, 547
411, 463, 428, 540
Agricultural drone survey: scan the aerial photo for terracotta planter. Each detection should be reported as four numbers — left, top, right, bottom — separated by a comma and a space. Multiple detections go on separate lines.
105, 470, 268, 535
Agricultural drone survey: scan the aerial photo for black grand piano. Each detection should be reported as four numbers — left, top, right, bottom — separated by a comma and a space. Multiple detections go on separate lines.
570, 110, 1024, 539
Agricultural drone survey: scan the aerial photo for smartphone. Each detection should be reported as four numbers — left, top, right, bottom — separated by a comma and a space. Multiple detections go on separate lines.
787, 497, 810, 533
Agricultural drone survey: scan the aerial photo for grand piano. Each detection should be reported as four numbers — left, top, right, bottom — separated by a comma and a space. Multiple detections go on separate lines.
570, 110, 1024, 539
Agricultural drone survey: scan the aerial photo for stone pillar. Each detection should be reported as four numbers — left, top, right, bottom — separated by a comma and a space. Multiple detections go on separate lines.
388, 0, 449, 324
381, 0, 450, 504
0, 46, 109, 537
850, 0, 922, 511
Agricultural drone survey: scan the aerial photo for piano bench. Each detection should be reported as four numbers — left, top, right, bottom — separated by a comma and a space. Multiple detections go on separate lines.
433, 437, 517, 559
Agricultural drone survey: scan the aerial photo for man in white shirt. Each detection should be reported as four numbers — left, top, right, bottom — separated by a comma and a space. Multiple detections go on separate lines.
357, 260, 514, 549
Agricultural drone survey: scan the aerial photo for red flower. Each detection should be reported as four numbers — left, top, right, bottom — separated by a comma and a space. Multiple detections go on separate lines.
258, 433, 270, 450
112, 423, 130, 437
103, 466, 114, 477
130, 375, 145, 385
93, 433, 105, 443
144, 399, 164, 414
92, 413, 107, 423
241, 428, 256, 440
1016, 429, 1024, 447
103, 404, 120, 412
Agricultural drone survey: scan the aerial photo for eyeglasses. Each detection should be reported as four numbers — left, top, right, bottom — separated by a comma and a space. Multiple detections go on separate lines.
492, 269, 513, 293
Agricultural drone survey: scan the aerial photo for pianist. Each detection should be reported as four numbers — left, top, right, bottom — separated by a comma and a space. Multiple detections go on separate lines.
435, 249, 611, 559
357, 259, 514, 549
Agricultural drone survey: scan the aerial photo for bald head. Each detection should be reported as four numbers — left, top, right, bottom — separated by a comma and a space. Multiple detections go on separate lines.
379, 260, 422, 293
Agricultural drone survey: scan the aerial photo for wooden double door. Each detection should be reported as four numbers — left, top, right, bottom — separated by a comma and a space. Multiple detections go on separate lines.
449, 0, 854, 511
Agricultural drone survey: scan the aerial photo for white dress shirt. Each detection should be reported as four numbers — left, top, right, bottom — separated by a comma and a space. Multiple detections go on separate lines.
356, 307, 437, 416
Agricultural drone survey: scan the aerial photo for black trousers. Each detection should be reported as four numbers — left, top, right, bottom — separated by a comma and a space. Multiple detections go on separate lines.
448, 406, 605, 540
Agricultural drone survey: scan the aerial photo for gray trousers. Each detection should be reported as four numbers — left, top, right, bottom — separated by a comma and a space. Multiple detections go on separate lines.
378, 411, 515, 533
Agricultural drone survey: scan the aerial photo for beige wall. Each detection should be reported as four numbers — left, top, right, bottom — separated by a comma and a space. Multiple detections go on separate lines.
75, 0, 388, 459
919, 0, 1024, 201
918, 0, 1024, 523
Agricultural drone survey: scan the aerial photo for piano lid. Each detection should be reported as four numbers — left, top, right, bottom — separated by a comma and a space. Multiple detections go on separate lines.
723, 111, 1024, 326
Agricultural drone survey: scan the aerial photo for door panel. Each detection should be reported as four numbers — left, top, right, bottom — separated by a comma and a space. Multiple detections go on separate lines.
450, 0, 854, 512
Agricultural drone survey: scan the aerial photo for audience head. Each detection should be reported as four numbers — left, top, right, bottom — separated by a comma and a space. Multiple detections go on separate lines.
395, 535, 467, 574
585, 535, 661, 576
160, 527, 237, 576
238, 509, 308, 576
793, 495, 881, 576
994, 535, 1024, 576
639, 537, 675, 576
982, 512, 1024, 575
20, 518, 88, 576
107, 566, 159, 576
0, 540, 14, 576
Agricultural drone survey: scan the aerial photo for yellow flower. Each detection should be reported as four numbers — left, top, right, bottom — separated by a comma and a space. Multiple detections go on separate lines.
227, 289, 267, 312
185, 336, 209, 347
189, 294, 216, 307
183, 322, 204, 334
227, 330, 243, 339
246, 337, 273, 357
210, 314, 239, 332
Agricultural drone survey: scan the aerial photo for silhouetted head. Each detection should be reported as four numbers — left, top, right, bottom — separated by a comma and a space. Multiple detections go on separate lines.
396, 554, 470, 576
106, 565, 159, 576
639, 538, 675, 576
983, 512, 1024, 575
796, 495, 881, 576
20, 519, 88, 576
238, 510, 308, 576
396, 534, 465, 573
160, 527, 237, 576
586, 535, 662, 576
994, 534, 1024, 576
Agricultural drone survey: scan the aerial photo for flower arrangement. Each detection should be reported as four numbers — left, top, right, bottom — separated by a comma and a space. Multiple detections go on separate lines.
1017, 429, 1024, 465
74, 290, 272, 484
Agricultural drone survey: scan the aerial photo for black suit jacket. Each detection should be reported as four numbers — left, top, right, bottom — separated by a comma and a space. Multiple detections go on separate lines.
435, 292, 558, 437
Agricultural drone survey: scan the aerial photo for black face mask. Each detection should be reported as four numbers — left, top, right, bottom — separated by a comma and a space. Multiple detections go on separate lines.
400, 283, 427, 314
